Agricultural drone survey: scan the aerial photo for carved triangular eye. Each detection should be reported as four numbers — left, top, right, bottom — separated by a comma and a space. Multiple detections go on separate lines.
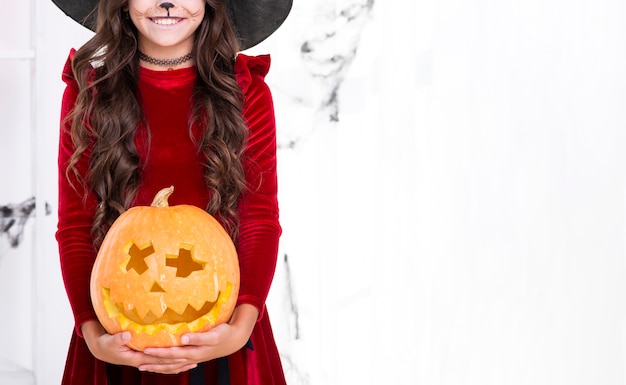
150, 282, 165, 293
166, 246, 204, 277
126, 242, 155, 274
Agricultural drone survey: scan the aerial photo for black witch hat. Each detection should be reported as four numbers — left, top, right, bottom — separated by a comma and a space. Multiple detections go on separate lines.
51, 0, 293, 50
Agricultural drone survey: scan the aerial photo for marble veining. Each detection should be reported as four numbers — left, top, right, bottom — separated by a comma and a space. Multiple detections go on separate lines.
300, 0, 375, 120
283, 253, 301, 340
0, 198, 50, 252
276, 0, 375, 149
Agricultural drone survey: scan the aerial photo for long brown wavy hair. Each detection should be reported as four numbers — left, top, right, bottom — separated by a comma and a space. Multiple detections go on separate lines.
66, 0, 247, 246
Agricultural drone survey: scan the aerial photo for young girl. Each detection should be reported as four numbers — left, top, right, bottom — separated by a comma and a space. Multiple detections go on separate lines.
52, 0, 291, 383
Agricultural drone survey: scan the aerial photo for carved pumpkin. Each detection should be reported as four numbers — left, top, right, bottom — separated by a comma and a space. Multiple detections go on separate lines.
90, 186, 239, 350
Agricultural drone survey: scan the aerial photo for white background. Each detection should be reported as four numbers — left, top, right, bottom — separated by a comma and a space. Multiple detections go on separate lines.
0, 0, 625, 384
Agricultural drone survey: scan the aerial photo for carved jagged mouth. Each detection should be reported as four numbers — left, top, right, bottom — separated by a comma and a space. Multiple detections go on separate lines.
100, 282, 233, 332
116, 297, 219, 325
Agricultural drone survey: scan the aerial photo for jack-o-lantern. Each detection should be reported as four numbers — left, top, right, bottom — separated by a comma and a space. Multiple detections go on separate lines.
90, 186, 240, 350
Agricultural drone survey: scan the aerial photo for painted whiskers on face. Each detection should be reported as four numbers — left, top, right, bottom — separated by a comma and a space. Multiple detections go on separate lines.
141, 2, 205, 26
127, 0, 206, 61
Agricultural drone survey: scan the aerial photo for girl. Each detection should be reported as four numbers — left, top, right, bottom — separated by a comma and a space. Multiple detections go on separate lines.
52, 0, 291, 384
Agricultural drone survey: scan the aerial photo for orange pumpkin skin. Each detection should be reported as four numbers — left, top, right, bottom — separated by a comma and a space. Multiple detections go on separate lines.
90, 187, 240, 350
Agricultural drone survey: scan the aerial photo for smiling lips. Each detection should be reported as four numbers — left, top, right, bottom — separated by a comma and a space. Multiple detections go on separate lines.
151, 17, 183, 26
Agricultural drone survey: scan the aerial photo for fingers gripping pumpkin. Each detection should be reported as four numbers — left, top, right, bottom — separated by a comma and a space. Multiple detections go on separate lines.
90, 186, 240, 350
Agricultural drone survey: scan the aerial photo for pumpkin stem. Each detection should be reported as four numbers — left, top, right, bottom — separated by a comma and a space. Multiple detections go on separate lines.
151, 186, 174, 207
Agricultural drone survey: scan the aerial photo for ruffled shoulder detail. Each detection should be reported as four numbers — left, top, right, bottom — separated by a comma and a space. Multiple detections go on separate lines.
62, 48, 99, 88
234, 53, 271, 94
62, 48, 77, 85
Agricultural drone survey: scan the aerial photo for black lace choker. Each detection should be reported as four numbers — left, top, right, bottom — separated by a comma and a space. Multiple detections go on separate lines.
138, 51, 193, 68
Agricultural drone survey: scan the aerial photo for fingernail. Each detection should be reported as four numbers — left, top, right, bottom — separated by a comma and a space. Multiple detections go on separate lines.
122, 332, 131, 342
181, 335, 189, 345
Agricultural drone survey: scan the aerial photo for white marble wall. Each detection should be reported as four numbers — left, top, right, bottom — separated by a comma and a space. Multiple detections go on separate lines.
1, 0, 626, 384
0, 1, 37, 383
251, 0, 626, 384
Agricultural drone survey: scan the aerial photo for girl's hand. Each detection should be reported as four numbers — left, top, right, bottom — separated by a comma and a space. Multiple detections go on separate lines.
81, 320, 196, 374
140, 304, 259, 373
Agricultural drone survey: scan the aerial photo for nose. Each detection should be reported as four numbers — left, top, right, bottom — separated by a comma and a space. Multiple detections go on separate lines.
159, 2, 174, 11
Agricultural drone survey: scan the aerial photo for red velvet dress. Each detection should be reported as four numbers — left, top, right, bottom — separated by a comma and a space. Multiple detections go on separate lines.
56, 50, 286, 385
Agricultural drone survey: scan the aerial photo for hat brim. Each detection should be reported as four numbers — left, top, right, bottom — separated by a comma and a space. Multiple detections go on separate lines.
51, 0, 292, 51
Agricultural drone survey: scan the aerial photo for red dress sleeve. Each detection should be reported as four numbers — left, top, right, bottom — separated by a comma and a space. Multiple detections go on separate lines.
234, 54, 282, 321
56, 49, 100, 337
